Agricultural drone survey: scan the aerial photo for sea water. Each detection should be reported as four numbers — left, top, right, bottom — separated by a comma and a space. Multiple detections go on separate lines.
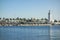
50, 25, 60, 40
0, 25, 60, 40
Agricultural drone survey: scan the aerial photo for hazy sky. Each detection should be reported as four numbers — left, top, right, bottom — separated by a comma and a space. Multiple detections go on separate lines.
0, 0, 60, 20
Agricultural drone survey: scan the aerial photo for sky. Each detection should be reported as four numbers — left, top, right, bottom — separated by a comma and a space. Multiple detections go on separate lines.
0, 0, 60, 20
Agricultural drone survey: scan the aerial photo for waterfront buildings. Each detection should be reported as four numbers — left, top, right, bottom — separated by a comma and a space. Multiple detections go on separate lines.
0, 10, 60, 26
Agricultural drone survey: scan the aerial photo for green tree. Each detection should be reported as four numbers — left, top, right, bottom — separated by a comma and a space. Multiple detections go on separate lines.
13, 18, 15, 20
59, 20, 60, 22
23, 18, 26, 21
41, 18, 44, 20
16, 17, 19, 20
54, 20, 57, 22
10, 18, 12, 20
0, 18, 1, 20
45, 18, 48, 21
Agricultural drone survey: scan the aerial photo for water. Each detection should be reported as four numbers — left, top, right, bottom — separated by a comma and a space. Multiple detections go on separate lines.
0, 25, 60, 40
50, 25, 60, 40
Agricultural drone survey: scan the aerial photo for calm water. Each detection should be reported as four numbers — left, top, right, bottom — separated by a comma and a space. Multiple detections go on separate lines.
0, 25, 60, 40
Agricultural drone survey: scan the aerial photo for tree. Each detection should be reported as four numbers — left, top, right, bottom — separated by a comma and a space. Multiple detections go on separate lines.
59, 20, 60, 22
23, 18, 26, 21
3, 17, 5, 20
54, 20, 57, 22
20, 18, 22, 20
16, 17, 19, 20
0, 18, 1, 20
13, 18, 15, 20
41, 18, 44, 20
5, 18, 9, 20
36, 19, 39, 22
45, 18, 48, 21
10, 18, 12, 20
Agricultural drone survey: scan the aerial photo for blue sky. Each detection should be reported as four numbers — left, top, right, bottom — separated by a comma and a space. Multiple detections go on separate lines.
0, 0, 60, 20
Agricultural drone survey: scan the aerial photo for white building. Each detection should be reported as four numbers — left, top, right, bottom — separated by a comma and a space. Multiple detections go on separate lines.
50, 14, 54, 23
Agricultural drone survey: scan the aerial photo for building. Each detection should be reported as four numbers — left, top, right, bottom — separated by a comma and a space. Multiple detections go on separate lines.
48, 10, 50, 23
50, 14, 54, 23
48, 10, 54, 24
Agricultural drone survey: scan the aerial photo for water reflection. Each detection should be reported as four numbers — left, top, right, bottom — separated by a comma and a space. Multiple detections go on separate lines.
50, 25, 60, 40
